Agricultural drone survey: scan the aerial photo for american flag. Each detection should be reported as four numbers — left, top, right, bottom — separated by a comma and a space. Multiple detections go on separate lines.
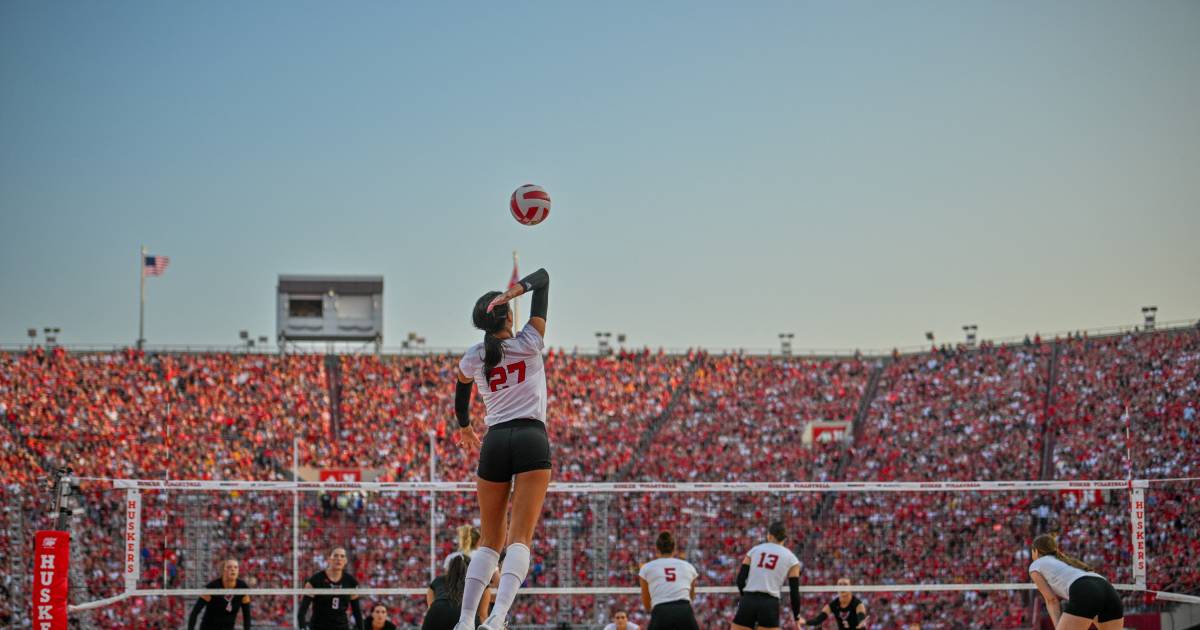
143, 255, 170, 277
508, 259, 520, 289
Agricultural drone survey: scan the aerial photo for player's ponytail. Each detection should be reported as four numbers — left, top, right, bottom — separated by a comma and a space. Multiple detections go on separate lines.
445, 555, 468, 606
1033, 534, 1092, 572
473, 291, 509, 373
656, 531, 676, 555
457, 525, 480, 554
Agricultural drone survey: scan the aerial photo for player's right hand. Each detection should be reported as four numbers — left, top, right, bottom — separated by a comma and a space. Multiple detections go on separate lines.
458, 425, 480, 450
795, 616, 805, 627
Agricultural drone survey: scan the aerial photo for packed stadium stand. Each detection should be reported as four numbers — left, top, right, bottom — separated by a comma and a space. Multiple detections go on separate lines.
1, 323, 1197, 628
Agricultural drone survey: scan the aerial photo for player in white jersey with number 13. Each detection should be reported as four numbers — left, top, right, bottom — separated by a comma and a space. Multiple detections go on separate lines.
638, 531, 700, 630
732, 521, 802, 630
452, 267, 551, 630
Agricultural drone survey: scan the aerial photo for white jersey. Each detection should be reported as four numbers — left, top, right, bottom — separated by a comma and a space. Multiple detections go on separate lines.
459, 322, 547, 426
638, 558, 697, 607
602, 624, 639, 630
1029, 555, 1105, 600
743, 542, 800, 598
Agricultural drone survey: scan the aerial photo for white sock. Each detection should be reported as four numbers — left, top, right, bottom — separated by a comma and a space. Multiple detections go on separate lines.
458, 546, 500, 625
488, 543, 531, 622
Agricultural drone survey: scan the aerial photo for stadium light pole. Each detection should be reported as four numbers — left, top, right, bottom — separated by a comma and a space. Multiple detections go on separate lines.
1141, 306, 1157, 331
778, 333, 794, 356
595, 331, 612, 355
962, 325, 978, 347
27, 328, 37, 349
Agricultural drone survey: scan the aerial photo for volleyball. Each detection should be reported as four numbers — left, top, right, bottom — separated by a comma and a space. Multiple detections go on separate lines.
510, 184, 551, 226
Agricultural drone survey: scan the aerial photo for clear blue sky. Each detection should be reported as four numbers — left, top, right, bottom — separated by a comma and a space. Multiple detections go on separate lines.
2, 1, 1198, 352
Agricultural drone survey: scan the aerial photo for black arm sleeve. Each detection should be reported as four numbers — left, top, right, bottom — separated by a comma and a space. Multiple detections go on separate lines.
519, 268, 549, 320
736, 564, 749, 595
350, 598, 364, 630
242, 600, 251, 630
788, 576, 801, 620
188, 599, 204, 630
805, 611, 828, 626
455, 380, 473, 428
297, 596, 312, 629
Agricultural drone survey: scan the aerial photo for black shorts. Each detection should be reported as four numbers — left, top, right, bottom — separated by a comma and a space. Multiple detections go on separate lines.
648, 600, 699, 630
733, 592, 781, 628
477, 418, 552, 483
1062, 576, 1123, 622
420, 599, 460, 630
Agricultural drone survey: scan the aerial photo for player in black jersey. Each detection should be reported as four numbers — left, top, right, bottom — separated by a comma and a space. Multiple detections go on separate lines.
366, 603, 397, 630
187, 559, 250, 630
423, 555, 488, 630
298, 547, 364, 630
799, 578, 867, 629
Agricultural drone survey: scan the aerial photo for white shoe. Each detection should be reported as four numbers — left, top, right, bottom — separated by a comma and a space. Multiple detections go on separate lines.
477, 614, 508, 630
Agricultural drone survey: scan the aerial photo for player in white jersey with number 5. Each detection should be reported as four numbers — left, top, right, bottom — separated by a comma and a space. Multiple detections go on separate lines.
732, 521, 802, 630
452, 268, 551, 630
638, 531, 700, 630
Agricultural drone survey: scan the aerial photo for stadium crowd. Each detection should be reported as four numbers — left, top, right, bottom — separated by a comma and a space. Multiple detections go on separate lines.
0, 325, 1197, 628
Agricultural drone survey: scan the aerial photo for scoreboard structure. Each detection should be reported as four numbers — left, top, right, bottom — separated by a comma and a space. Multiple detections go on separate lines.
276, 275, 383, 349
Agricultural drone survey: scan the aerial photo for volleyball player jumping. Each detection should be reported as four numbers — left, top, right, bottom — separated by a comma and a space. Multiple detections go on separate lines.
452, 267, 551, 630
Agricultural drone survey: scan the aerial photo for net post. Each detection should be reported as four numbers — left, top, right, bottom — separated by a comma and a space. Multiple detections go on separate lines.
1129, 482, 1147, 588
293, 437, 300, 629
124, 488, 141, 593
429, 429, 438, 582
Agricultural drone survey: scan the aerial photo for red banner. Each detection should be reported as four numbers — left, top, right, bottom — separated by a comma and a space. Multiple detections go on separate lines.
319, 468, 361, 482
32, 531, 69, 630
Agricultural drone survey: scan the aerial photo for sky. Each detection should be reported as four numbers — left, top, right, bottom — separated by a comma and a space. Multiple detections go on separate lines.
1, 1, 1198, 353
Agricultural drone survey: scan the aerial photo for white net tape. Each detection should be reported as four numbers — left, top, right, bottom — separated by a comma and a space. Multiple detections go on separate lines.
72, 585, 1200, 612
85, 478, 1149, 492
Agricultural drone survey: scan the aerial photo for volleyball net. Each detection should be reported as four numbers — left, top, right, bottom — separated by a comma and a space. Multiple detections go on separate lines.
58, 477, 1200, 628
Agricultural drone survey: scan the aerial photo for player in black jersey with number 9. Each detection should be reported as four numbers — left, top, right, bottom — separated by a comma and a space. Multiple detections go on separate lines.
298, 547, 363, 630
452, 267, 551, 630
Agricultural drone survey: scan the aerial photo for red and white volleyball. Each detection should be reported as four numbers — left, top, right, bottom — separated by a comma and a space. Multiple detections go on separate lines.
510, 184, 551, 226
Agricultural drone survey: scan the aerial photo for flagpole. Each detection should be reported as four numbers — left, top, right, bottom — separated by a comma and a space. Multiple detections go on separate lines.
512, 250, 520, 326
138, 245, 146, 350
